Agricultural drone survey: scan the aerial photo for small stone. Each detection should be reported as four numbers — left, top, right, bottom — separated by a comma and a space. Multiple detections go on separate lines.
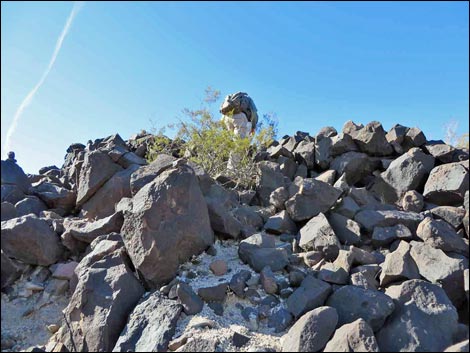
232, 332, 250, 348
209, 260, 227, 276
47, 324, 60, 334
260, 266, 278, 294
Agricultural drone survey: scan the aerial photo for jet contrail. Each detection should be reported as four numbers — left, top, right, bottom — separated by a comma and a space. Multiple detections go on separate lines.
3, 1, 84, 156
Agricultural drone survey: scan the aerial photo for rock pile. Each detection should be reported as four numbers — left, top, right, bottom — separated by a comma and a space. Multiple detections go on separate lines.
1, 121, 469, 352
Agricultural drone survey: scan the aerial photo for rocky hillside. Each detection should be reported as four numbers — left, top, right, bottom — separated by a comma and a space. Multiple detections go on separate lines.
1, 120, 469, 352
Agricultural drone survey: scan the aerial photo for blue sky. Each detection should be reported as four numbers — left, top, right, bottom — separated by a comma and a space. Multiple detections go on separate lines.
1, 1, 469, 174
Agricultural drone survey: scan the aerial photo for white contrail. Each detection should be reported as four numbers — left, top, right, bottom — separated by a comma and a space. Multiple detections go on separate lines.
3, 1, 84, 156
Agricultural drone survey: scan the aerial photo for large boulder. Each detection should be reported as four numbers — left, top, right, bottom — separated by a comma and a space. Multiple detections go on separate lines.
113, 291, 182, 352
121, 165, 214, 287
57, 247, 145, 352
282, 306, 338, 352
256, 161, 286, 206
1, 184, 26, 204
286, 177, 342, 222
355, 209, 424, 232
326, 285, 395, 332
129, 154, 176, 196
351, 121, 393, 156
430, 206, 466, 229
416, 217, 468, 256
1, 202, 17, 221
324, 319, 379, 352
14, 196, 48, 217
30, 183, 76, 213
264, 210, 297, 235
410, 241, 468, 307
1, 215, 64, 265
376, 280, 459, 352
423, 162, 469, 206
327, 212, 362, 246
1, 160, 31, 193
381, 147, 434, 196
294, 140, 316, 169
76, 150, 123, 206
238, 233, 289, 272
330, 152, 379, 185
298, 213, 341, 261
80, 165, 140, 220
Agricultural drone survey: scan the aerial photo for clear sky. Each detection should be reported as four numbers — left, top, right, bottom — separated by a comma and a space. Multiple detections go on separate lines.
1, 1, 469, 174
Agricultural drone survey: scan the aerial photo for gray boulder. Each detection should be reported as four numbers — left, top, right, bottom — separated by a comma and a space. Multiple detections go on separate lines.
1, 184, 26, 204
352, 121, 393, 156
57, 248, 145, 352
430, 206, 467, 229
416, 217, 468, 256
410, 241, 468, 307
333, 196, 360, 219
80, 165, 139, 220
286, 275, 332, 318
294, 140, 315, 169
1, 214, 64, 265
176, 283, 204, 315
326, 285, 395, 332
1, 160, 31, 193
299, 213, 341, 261
315, 135, 333, 169
256, 161, 286, 206
286, 177, 342, 222
238, 233, 289, 272
30, 183, 76, 213
282, 306, 338, 352
379, 241, 420, 287
324, 318, 379, 352
330, 152, 379, 185
327, 213, 362, 246
330, 133, 358, 156
269, 186, 289, 210
402, 190, 424, 213
425, 141, 456, 163
1, 201, 17, 221
265, 210, 297, 235
198, 283, 228, 302
423, 162, 469, 206
122, 165, 214, 287
14, 196, 47, 217
113, 292, 182, 352
355, 209, 424, 232
372, 224, 412, 247
1, 250, 21, 289
129, 154, 175, 196
76, 150, 123, 206
62, 211, 124, 244
229, 270, 252, 297
404, 127, 427, 148
376, 280, 459, 352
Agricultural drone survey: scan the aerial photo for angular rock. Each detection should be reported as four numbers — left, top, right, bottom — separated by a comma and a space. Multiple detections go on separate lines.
324, 318, 379, 352
318, 262, 349, 284
351, 121, 393, 156
294, 140, 316, 169
328, 213, 362, 246
278, 156, 298, 180
282, 306, 338, 352
410, 241, 467, 307
1, 184, 26, 204
379, 241, 420, 287
30, 183, 76, 213
376, 280, 459, 352
1, 215, 64, 265
330, 133, 358, 156
404, 127, 427, 147
80, 165, 139, 220
238, 233, 289, 272
1, 202, 17, 221
286, 275, 332, 318
265, 210, 297, 235
430, 206, 466, 229
256, 161, 286, 206
178, 338, 219, 352
209, 260, 227, 276
1, 160, 31, 193
425, 141, 456, 163
315, 135, 333, 170
286, 178, 342, 222
423, 162, 469, 206
381, 147, 434, 196
299, 213, 341, 261
229, 270, 251, 297
122, 166, 214, 287
268, 307, 293, 333
386, 124, 409, 144
14, 196, 48, 217
57, 248, 145, 352
355, 209, 424, 232
326, 285, 395, 332
416, 217, 468, 256
269, 186, 289, 210
260, 266, 278, 294
330, 152, 379, 185
333, 196, 360, 219
315, 170, 336, 185
177, 283, 204, 315
1, 250, 21, 289
76, 150, 123, 206
52, 261, 78, 281
129, 154, 175, 196
372, 224, 412, 247
62, 211, 123, 244
197, 283, 228, 302
402, 190, 424, 213
113, 291, 182, 352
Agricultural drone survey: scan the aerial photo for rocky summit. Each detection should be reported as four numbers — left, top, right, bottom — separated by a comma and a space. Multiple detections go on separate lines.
1, 121, 469, 352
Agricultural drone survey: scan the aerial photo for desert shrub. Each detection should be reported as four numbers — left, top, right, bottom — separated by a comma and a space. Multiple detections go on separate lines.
146, 88, 277, 189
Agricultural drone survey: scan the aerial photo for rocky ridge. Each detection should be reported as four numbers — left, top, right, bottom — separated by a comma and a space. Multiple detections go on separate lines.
1, 121, 469, 352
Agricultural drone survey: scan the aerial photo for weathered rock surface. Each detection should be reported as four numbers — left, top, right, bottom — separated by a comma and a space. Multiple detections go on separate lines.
376, 280, 459, 352
423, 162, 469, 205
323, 318, 379, 352
1, 160, 31, 193
121, 166, 214, 287
238, 233, 289, 272
299, 213, 341, 261
416, 217, 468, 256
286, 275, 332, 318
129, 153, 176, 196
379, 240, 420, 286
